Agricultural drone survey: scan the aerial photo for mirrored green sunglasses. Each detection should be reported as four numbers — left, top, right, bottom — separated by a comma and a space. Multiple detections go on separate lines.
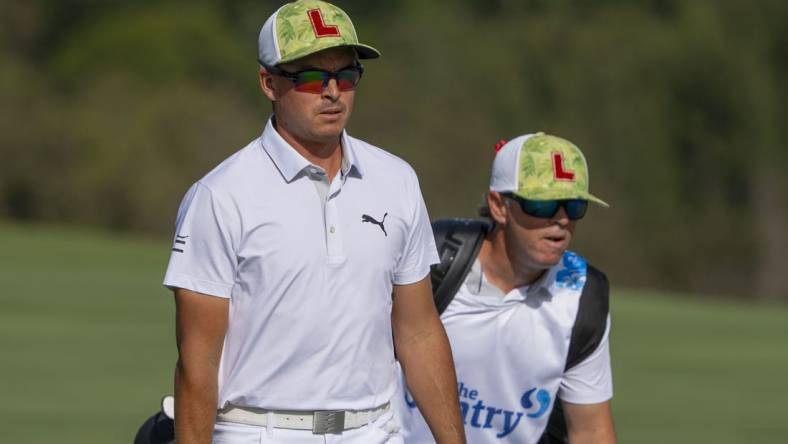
503, 193, 588, 220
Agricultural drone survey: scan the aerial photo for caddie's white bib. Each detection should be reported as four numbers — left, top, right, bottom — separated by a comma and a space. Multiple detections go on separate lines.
393, 251, 612, 443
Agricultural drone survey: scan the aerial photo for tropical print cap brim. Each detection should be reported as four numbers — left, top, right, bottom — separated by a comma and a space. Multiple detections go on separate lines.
512, 189, 609, 207
279, 42, 380, 65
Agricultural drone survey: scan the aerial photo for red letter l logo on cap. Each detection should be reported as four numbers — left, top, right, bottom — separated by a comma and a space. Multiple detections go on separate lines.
553, 153, 575, 181
308, 9, 341, 38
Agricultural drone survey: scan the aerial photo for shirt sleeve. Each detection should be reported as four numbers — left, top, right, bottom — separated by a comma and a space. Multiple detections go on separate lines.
393, 168, 439, 285
162, 182, 238, 298
558, 314, 614, 404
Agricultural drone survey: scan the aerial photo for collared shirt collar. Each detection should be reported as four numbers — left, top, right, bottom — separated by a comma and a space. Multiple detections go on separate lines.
532, 265, 558, 295
340, 130, 363, 179
260, 117, 363, 182
466, 259, 556, 303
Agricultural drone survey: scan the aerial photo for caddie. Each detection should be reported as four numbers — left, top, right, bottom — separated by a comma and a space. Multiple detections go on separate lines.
393, 133, 617, 443
162, 1, 465, 442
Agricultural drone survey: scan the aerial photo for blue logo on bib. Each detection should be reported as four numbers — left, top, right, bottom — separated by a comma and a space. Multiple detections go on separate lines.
521, 388, 551, 419
405, 382, 552, 438
556, 251, 587, 291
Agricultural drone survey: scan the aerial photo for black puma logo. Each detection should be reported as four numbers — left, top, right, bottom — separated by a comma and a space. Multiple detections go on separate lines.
362, 213, 388, 237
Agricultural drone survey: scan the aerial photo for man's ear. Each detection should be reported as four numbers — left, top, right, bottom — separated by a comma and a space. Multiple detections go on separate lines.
259, 67, 277, 101
488, 191, 508, 226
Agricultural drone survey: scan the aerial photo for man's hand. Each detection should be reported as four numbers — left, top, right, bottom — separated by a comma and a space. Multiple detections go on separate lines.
174, 289, 229, 444
392, 276, 466, 444
563, 400, 616, 444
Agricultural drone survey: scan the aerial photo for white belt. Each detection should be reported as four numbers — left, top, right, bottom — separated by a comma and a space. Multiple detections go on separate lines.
216, 402, 390, 435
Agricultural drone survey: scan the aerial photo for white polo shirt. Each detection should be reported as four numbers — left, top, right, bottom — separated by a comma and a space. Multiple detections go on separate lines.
163, 118, 438, 411
393, 251, 612, 443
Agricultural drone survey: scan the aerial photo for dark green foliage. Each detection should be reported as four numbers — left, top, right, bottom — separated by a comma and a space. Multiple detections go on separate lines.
0, 0, 785, 301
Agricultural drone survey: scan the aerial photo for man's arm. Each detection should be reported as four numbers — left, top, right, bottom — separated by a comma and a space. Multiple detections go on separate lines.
174, 288, 229, 444
563, 400, 616, 444
392, 276, 466, 444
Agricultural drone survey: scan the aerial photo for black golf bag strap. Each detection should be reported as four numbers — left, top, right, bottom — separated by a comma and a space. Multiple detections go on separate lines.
538, 264, 610, 444
430, 218, 492, 314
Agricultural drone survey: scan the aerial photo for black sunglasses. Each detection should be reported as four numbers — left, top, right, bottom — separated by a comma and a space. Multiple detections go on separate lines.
502, 193, 588, 220
266, 63, 364, 94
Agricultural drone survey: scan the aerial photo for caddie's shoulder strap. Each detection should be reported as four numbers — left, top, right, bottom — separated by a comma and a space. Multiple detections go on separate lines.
430, 218, 492, 314
539, 263, 610, 444
565, 264, 610, 371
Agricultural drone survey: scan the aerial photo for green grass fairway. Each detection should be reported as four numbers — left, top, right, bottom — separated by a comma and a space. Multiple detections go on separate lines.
611, 291, 788, 443
0, 223, 174, 443
1, 222, 786, 443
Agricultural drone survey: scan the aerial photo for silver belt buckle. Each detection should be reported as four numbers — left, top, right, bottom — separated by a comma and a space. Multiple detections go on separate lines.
312, 410, 345, 435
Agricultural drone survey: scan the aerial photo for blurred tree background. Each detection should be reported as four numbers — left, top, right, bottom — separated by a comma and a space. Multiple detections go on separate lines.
1, 0, 786, 302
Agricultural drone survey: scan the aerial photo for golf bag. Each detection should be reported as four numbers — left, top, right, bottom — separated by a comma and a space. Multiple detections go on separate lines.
430, 218, 610, 444
134, 396, 174, 444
